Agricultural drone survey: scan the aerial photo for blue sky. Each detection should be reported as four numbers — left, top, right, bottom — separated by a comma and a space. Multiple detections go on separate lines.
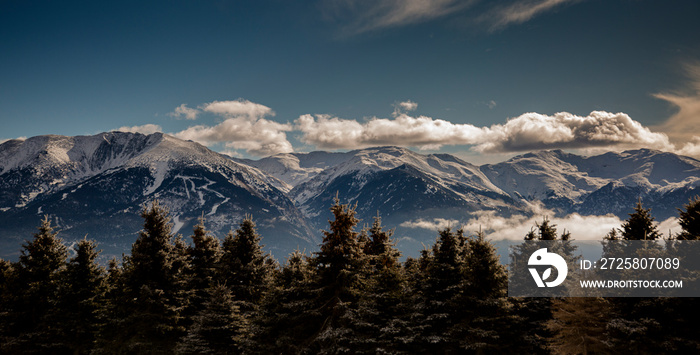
2, 0, 700, 162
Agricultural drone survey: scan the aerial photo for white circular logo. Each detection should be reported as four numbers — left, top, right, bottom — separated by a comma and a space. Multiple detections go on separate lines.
528, 248, 568, 288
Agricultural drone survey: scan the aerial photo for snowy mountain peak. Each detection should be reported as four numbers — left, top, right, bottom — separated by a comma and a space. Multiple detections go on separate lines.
0, 132, 314, 259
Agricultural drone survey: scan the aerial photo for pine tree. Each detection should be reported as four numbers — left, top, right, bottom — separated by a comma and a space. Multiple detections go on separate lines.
0, 258, 16, 350
509, 217, 577, 354
55, 238, 107, 354
546, 297, 612, 354
220, 216, 276, 314
306, 198, 370, 353
411, 227, 467, 352
603, 200, 669, 353
253, 249, 318, 353
187, 217, 222, 320
176, 284, 248, 354
454, 231, 516, 353
4, 216, 68, 353
621, 200, 661, 241
96, 201, 189, 354
354, 215, 409, 353
677, 196, 700, 240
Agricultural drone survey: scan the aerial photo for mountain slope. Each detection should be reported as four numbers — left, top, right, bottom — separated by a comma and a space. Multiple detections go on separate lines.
0, 132, 315, 259
4, 133, 700, 260
287, 147, 518, 249
481, 149, 700, 218
237, 150, 353, 190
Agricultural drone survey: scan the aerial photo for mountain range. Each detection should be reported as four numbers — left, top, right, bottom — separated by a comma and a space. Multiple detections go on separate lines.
2, 132, 699, 260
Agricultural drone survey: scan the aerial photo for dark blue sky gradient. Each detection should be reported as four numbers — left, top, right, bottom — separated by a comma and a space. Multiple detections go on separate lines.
1, 0, 699, 156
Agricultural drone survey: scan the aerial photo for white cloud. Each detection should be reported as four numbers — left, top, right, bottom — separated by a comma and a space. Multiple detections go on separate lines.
658, 217, 681, 238
168, 104, 199, 120
174, 99, 293, 156
392, 100, 418, 117
400, 218, 460, 231
116, 124, 163, 135
201, 99, 274, 119
476, 111, 673, 153
676, 137, 700, 157
296, 113, 482, 150
479, 0, 581, 32
464, 210, 624, 241
463, 200, 624, 241
654, 63, 700, 146
399, 201, 669, 241
296, 110, 673, 153
327, 0, 471, 35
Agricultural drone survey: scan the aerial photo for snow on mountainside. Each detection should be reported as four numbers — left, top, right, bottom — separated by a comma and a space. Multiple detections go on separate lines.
4, 132, 700, 261
480, 150, 610, 204
481, 149, 700, 218
291, 146, 507, 208
0, 132, 314, 260
238, 151, 353, 190
283, 146, 518, 249
0, 132, 289, 209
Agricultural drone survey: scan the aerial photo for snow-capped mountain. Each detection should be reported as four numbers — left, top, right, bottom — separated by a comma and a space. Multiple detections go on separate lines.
284, 147, 519, 254
236, 151, 352, 192
481, 149, 700, 218
0, 132, 315, 260
3, 132, 700, 261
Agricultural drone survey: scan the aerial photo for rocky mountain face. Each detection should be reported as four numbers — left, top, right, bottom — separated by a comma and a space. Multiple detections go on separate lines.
0, 132, 315, 260
2, 132, 699, 260
480, 149, 700, 218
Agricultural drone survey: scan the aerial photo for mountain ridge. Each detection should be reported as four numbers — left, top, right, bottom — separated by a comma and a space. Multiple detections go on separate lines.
2, 132, 700, 260
0, 132, 315, 260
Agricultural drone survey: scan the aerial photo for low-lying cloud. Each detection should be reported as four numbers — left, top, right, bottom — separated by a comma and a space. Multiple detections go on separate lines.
402, 202, 680, 241
296, 110, 673, 154
400, 218, 460, 231
462, 210, 625, 241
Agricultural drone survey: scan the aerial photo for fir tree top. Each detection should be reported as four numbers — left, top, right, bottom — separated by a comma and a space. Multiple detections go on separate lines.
621, 200, 660, 241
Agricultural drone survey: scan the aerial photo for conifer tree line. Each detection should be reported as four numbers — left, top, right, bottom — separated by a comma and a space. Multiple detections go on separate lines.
1, 197, 700, 354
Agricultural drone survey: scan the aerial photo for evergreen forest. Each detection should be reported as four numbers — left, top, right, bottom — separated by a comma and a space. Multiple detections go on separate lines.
2, 197, 700, 354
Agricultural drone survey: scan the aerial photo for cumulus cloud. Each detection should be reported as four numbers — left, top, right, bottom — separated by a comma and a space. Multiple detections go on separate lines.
296, 110, 673, 153
296, 113, 481, 150
326, 0, 471, 35
168, 104, 199, 120
478, 0, 581, 32
173, 99, 293, 156
676, 137, 700, 157
476, 111, 673, 153
201, 99, 274, 119
400, 218, 460, 231
116, 124, 163, 135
